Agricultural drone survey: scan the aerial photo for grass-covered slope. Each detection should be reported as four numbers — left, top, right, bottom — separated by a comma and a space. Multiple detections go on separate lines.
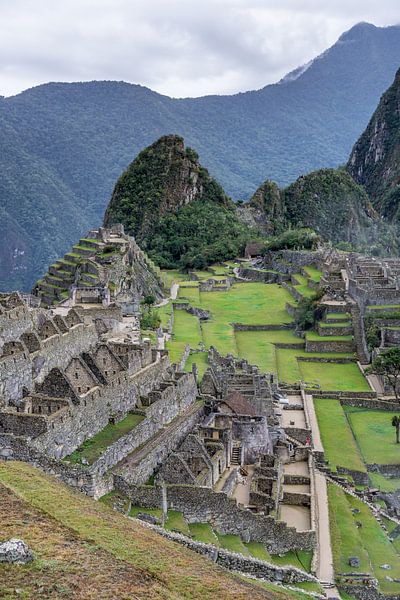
0, 461, 283, 600
104, 135, 254, 269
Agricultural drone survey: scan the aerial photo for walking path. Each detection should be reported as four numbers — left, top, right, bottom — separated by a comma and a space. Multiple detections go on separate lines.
233, 465, 255, 506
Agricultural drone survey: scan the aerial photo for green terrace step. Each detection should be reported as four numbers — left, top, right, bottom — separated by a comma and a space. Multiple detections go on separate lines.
72, 244, 97, 256
79, 237, 102, 249
64, 253, 82, 264
57, 258, 77, 269
324, 312, 351, 323
306, 332, 353, 342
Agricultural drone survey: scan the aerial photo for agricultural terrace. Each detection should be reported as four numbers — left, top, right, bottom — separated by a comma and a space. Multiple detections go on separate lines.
161, 267, 370, 393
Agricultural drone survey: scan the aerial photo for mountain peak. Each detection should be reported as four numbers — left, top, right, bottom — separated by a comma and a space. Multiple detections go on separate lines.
339, 22, 378, 42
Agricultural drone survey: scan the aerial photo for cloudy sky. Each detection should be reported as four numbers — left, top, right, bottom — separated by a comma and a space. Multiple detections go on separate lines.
0, 0, 399, 98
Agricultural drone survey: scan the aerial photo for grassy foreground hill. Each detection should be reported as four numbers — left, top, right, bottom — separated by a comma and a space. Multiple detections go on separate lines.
0, 460, 306, 600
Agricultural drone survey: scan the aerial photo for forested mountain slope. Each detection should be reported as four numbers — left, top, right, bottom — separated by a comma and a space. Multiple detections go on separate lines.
2, 22, 400, 290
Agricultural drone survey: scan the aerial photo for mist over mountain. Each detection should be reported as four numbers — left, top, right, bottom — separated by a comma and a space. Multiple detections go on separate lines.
1, 22, 400, 291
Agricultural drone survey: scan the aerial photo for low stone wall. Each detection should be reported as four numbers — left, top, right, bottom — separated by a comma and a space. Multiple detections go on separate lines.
298, 356, 355, 364
339, 584, 395, 600
90, 381, 197, 477
309, 390, 376, 400
336, 466, 369, 486
116, 480, 316, 554
282, 492, 311, 506
283, 427, 311, 445
221, 468, 238, 496
317, 325, 353, 337
367, 464, 400, 478
0, 435, 111, 497
283, 474, 310, 486
237, 268, 281, 283
136, 519, 317, 584
305, 338, 355, 353
340, 397, 397, 411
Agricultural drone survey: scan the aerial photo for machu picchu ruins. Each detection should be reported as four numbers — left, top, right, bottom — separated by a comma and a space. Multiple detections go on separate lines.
3, 226, 400, 599
3, 22, 400, 598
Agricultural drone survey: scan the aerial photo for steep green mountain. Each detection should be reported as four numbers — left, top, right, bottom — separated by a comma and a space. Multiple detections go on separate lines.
104, 135, 253, 269
1, 22, 400, 290
348, 67, 400, 222
242, 169, 377, 245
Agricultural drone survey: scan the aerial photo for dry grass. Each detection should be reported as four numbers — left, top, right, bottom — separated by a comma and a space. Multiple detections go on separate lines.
0, 461, 295, 600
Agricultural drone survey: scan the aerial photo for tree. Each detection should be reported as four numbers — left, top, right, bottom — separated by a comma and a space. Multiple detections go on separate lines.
366, 348, 400, 399
142, 294, 156, 307
392, 416, 400, 444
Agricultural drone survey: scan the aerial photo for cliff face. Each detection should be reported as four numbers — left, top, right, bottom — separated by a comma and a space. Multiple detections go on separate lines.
104, 135, 229, 243
348, 68, 400, 218
103, 136, 253, 270
237, 180, 284, 234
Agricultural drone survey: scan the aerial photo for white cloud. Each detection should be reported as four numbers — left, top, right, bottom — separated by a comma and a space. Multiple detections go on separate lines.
0, 0, 399, 97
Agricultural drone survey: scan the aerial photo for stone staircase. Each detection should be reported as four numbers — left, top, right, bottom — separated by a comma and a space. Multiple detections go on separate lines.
231, 444, 242, 465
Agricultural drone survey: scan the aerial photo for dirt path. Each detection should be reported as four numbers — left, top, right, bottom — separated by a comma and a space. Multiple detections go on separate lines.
233, 465, 255, 506
314, 470, 335, 585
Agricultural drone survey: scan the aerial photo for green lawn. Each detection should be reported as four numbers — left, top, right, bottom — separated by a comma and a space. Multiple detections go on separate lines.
274, 349, 353, 384
199, 283, 294, 326
234, 329, 303, 376
65, 413, 145, 464
300, 362, 370, 391
314, 399, 366, 472
328, 483, 371, 574
368, 472, 400, 492
270, 551, 312, 572
184, 352, 209, 380
166, 309, 203, 363
189, 522, 219, 544
156, 302, 173, 329
165, 510, 191, 535
303, 266, 322, 282
329, 483, 400, 593
245, 541, 271, 561
129, 506, 162, 519
347, 409, 400, 464
325, 312, 351, 321
216, 533, 250, 555
161, 269, 190, 287
178, 285, 200, 304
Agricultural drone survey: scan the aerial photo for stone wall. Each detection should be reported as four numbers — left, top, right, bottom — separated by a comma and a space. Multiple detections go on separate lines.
0, 435, 111, 497
30, 355, 171, 459
136, 519, 318, 585
305, 338, 355, 353
115, 402, 204, 485
90, 373, 199, 476
0, 350, 33, 402
116, 480, 316, 554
